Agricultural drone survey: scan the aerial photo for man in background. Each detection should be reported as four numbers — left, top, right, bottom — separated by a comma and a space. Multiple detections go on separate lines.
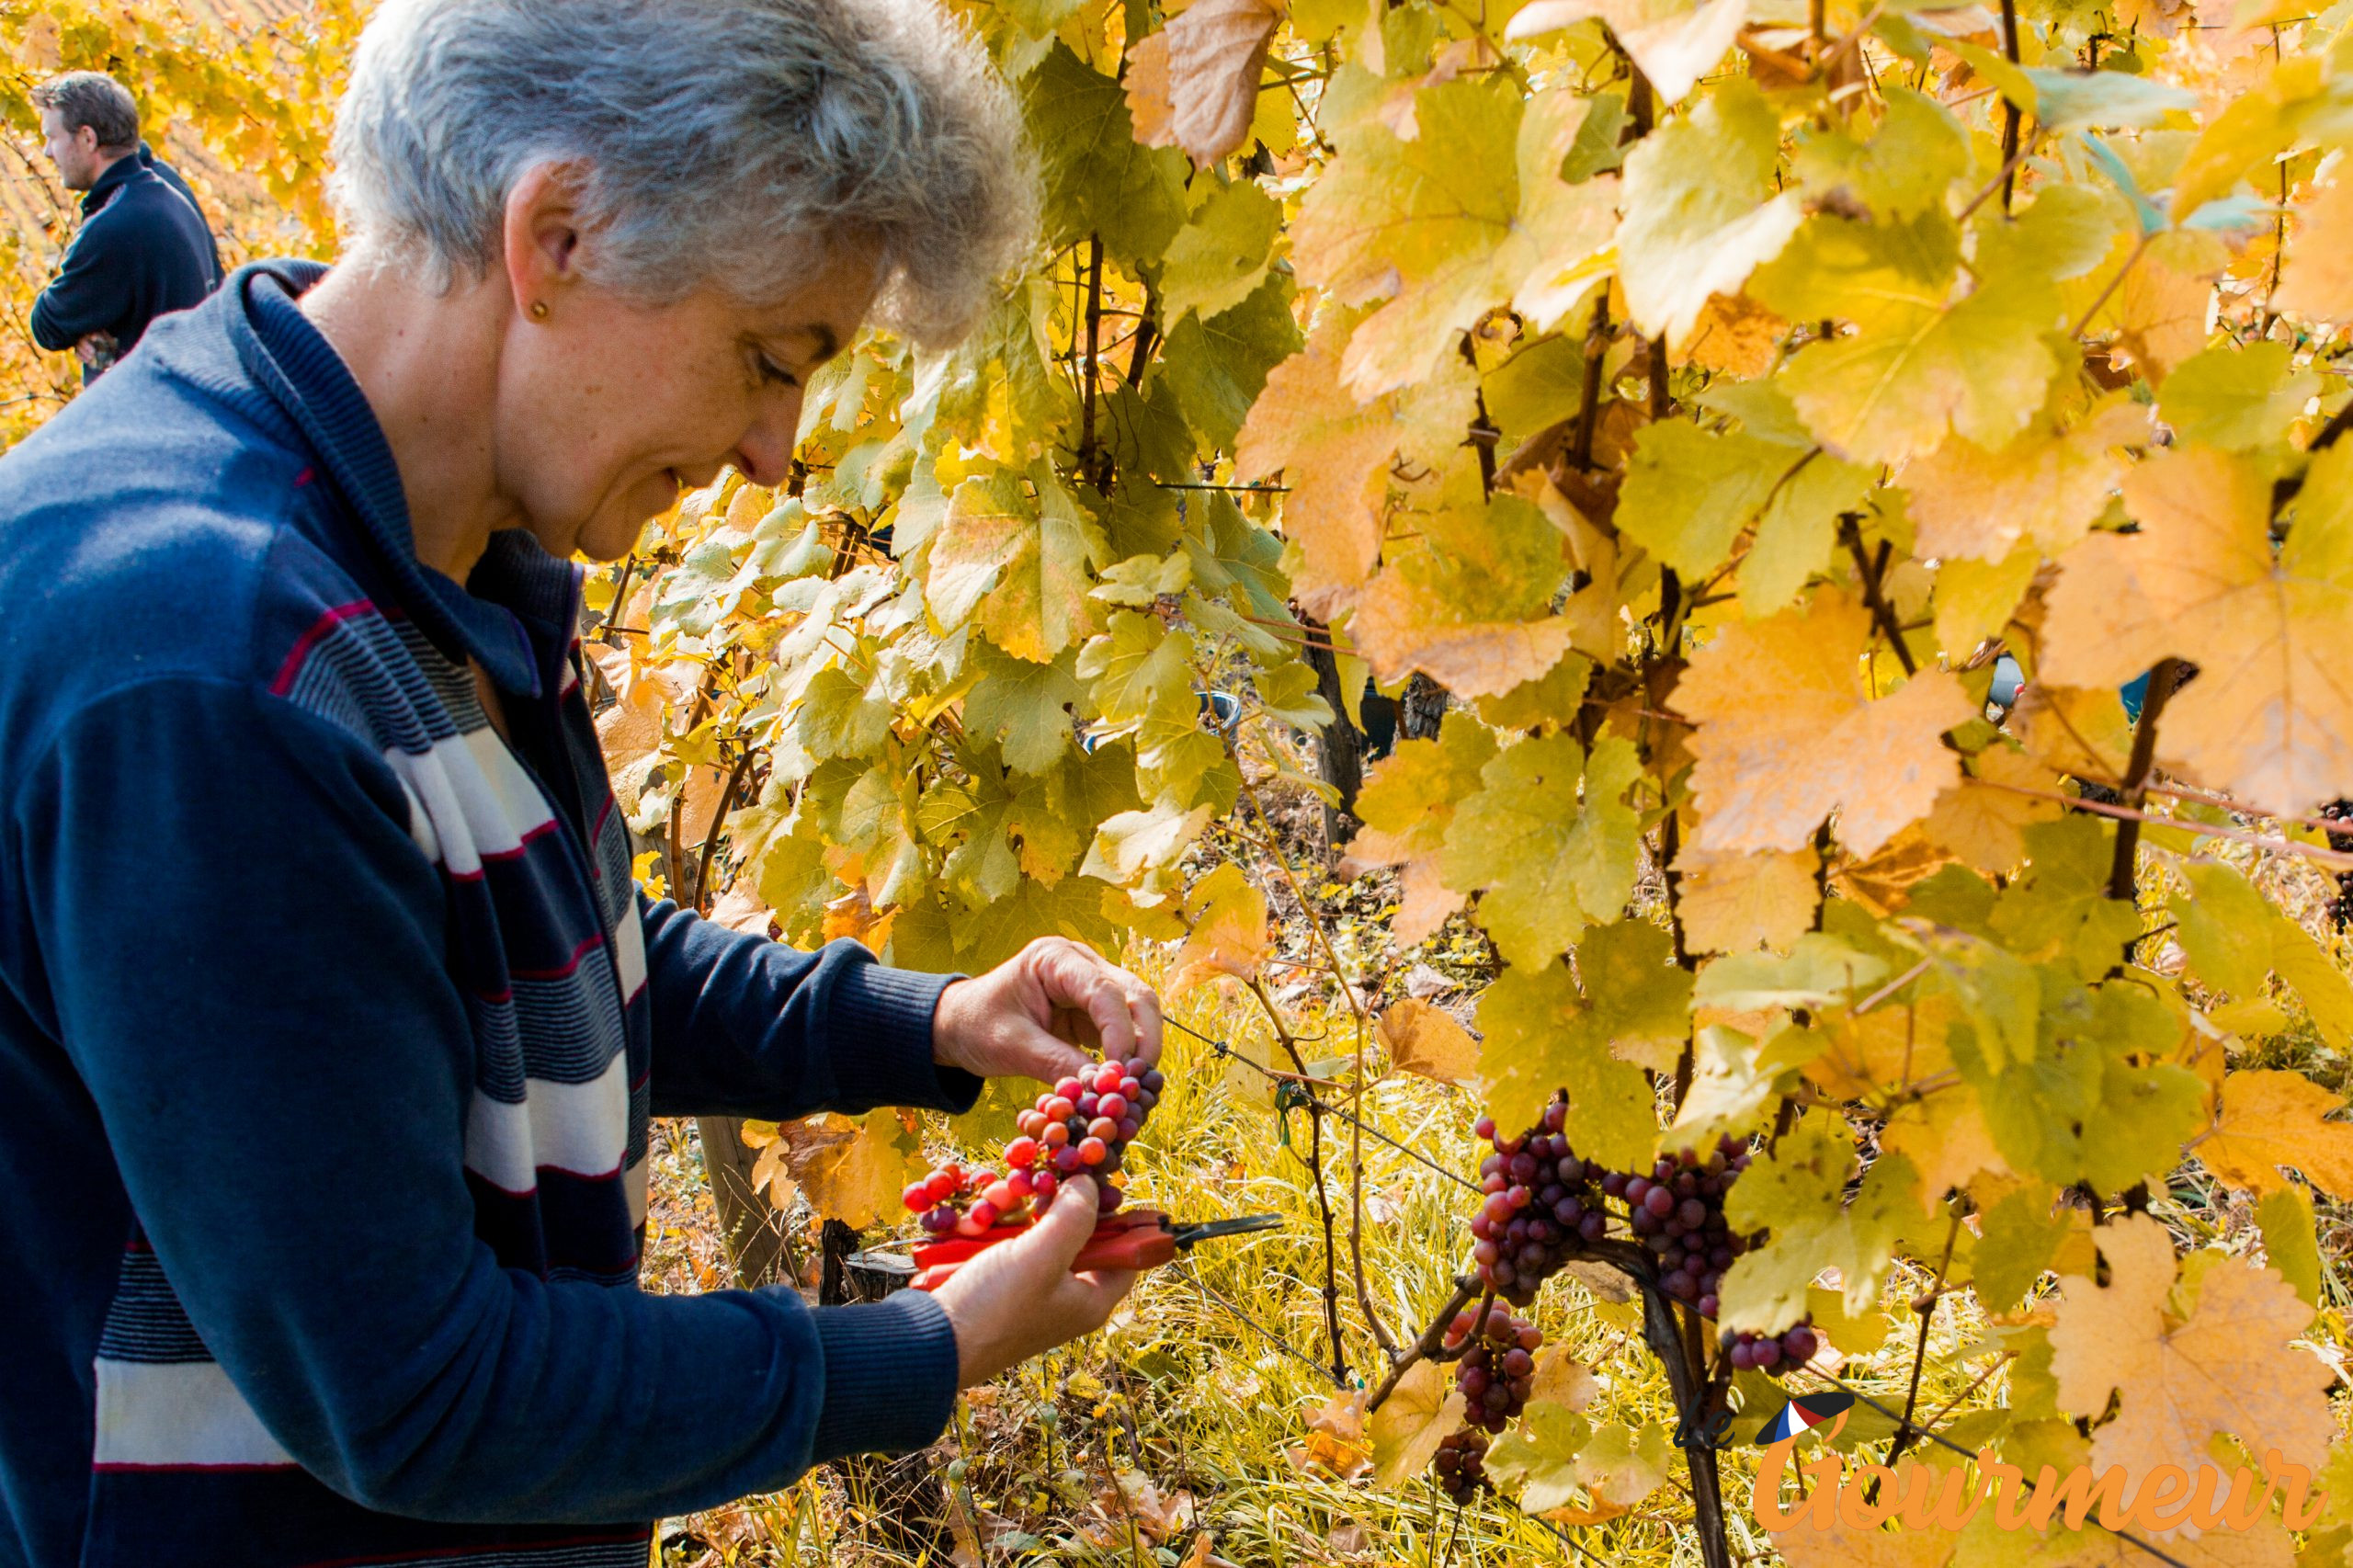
29, 73, 220, 381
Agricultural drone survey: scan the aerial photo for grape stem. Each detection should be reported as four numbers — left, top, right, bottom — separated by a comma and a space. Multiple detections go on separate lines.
1363, 1273, 1482, 1413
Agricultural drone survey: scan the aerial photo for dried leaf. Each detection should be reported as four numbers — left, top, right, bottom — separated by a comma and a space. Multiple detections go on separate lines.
1379, 997, 1480, 1084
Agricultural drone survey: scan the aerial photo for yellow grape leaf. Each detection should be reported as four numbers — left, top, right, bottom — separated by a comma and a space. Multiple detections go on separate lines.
2256, 1182, 2324, 1311
1352, 488, 1581, 699
2278, 177, 2353, 324
1529, 1346, 1601, 1411
1933, 544, 2040, 661
2197, 1069, 2353, 1199
1669, 1023, 1785, 1151
2169, 861, 2353, 1051
1673, 842, 1821, 954
1883, 1082, 2011, 1214
1720, 1118, 1916, 1332
1339, 713, 1498, 943
2169, 54, 2325, 222
2048, 1212, 2334, 1486
1079, 801, 1215, 900
1506, 0, 1749, 108
760, 1109, 922, 1229
1475, 922, 1689, 1167
925, 468, 1106, 663
2042, 443, 2353, 817
1755, 212, 2063, 469
1172, 862, 1269, 994
1802, 993, 1956, 1102
1379, 998, 1480, 1084
1161, 180, 1284, 325
1613, 77, 1804, 347
1616, 423, 1870, 589
1900, 399, 2148, 564
1441, 733, 1643, 966
1678, 587, 1973, 857
1368, 1359, 1464, 1487
1917, 744, 2065, 876
2107, 230, 2223, 385
1484, 1400, 1597, 1512
1295, 79, 1618, 395
2011, 683, 2134, 788
2158, 342, 2320, 454
1233, 312, 1477, 619
1123, 0, 1285, 170
1576, 1422, 1675, 1506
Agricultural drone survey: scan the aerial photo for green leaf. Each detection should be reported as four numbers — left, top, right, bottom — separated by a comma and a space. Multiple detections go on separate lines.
1158, 273, 1302, 451
1442, 733, 1643, 967
2023, 68, 2198, 131
2258, 1181, 2325, 1309
1024, 44, 1188, 266
1483, 1401, 1594, 1512
1474, 919, 1688, 1167
1616, 77, 1804, 347
1791, 85, 1971, 222
1694, 934, 1890, 1012
2157, 342, 2321, 452
1719, 1119, 1915, 1332
1971, 1184, 2072, 1312
1161, 178, 1284, 324
963, 643, 1086, 774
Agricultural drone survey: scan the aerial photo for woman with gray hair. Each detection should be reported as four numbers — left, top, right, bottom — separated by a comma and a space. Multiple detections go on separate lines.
0, 3, 1150, 1564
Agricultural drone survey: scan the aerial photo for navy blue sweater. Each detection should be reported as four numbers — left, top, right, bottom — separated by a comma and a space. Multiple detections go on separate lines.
28, 152, 219, 378
0, 261, 976, 1568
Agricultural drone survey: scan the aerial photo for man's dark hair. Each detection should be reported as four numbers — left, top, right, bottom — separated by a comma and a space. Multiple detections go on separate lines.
31, 72, 140, 153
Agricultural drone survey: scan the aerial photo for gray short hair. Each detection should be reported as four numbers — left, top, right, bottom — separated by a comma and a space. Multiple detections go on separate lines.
326, 0, 1037, 344
32, 73, 140, 153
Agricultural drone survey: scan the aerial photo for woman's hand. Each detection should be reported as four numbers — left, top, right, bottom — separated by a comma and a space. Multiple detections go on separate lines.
930, 1175, 1137, 1386
931, 936, 1163, 1086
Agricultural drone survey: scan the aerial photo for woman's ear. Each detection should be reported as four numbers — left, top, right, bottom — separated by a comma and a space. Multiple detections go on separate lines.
502, 162, 588, 319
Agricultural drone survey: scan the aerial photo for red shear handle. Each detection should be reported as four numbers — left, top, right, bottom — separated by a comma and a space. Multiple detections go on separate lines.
911, 1210, 1173, 1291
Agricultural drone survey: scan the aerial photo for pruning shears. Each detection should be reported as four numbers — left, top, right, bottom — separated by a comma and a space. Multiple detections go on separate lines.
910, 1209, 1282, 1291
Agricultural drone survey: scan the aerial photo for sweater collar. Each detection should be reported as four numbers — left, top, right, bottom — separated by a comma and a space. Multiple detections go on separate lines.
222, 260, 580, 699
80, 153, 142, 217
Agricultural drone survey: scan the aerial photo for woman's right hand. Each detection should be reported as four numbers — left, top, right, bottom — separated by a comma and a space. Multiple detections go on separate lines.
929, 1175, 1137, 1387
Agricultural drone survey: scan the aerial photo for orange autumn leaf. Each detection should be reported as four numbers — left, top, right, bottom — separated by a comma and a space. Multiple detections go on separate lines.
1899, 400, 2148, 564
2196, 1068, 2353, 1199
2041, 443, 2353, 817
1677, 587, 1973, 857
1378, 997, 1480, 1084
1233, 313, 1477, 619
1124, 0, 1285, 170
2047, 1212, 2334, 1488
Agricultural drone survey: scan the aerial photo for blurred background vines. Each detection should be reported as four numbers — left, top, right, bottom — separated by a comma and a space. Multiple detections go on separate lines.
14, 0, 2353, 1565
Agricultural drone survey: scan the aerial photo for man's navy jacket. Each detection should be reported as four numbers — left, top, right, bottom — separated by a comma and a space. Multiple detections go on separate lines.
29, 151, 218, 379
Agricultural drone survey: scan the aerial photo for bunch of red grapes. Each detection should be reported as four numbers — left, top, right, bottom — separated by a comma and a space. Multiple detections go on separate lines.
1447, 1302, 1541, 1436
1464, 1111, 1820, 1379
904, 1053, 1165, 1237
1470, 1095, 1602, 1308
1431, 1429, 1490, 1503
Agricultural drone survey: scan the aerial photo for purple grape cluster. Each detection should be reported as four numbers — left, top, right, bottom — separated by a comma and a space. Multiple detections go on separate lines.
1724, 1324, 1820, 1375
1611, 1136, 1750, 1320
1449, 1303, 1542, 1436
1432, 1429, 1490, 1502
2324, 801, 2353, 929
1470, 1095, 1602, 1307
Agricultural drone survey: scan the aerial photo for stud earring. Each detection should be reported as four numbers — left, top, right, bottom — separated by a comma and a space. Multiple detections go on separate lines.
529, 301, 549, 321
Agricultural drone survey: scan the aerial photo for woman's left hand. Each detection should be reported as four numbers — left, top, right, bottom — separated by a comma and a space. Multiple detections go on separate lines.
932, 936, 1164, 1085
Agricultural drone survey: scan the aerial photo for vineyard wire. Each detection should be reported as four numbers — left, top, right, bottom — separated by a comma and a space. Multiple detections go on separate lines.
1165, 1017, 1483, 1195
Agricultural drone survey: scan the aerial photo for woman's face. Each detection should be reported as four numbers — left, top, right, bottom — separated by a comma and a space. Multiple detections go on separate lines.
491, 252, 879, 563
